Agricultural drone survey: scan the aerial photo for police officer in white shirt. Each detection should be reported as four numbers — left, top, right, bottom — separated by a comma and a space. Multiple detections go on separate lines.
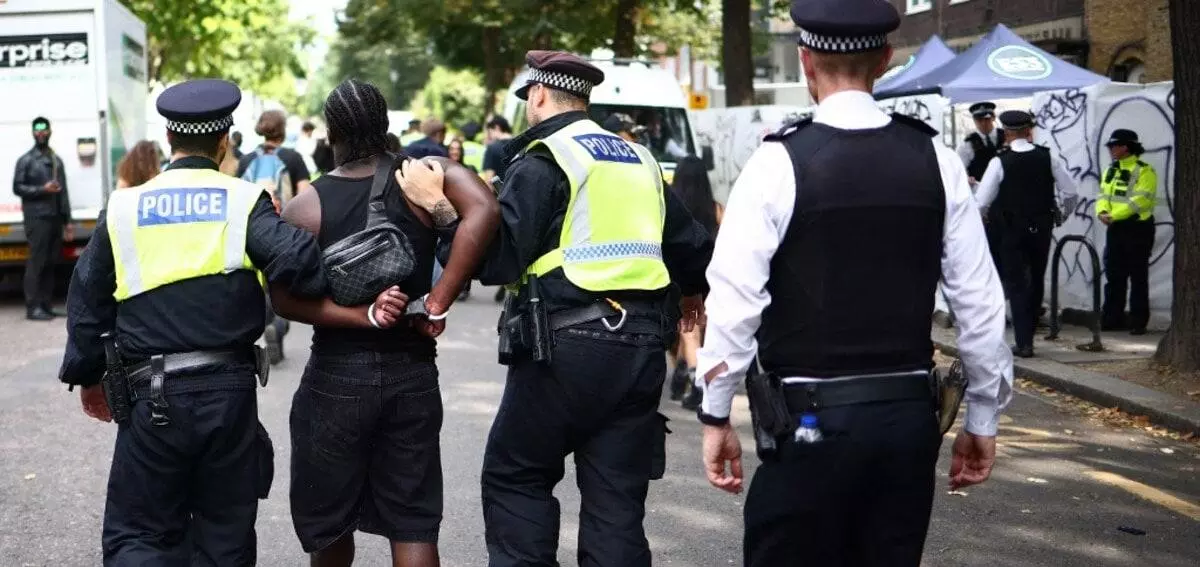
957, 102, 1002, 185
695, 1, 1014, 564
975, 110, 1078, 357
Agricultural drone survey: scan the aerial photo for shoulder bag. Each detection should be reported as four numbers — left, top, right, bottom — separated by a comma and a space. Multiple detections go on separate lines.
322, 154, 417, 306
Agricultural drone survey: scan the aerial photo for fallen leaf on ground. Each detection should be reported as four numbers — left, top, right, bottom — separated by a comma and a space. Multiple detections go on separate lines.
1064, 429, 1075, 435
1160, 448, 1175, 455
1133, 415, 1151, 425
1187, 390, 1199, 398
1026, 477, 1049, 484
23, 473, 35, 481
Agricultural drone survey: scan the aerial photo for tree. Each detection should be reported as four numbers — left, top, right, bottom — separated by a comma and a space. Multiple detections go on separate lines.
1154, 0, 1200, 372
118, 0, 313, 98
722, 0, 755, 106
410, 66, 488, 128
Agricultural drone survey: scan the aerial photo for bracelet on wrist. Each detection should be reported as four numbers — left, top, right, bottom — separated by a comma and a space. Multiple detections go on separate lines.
367, 303, 382, 329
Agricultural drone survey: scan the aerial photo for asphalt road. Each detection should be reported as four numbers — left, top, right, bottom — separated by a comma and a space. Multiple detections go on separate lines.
0, 286, 1197, 566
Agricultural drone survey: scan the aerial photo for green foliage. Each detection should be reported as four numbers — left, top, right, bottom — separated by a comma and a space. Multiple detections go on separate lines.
118, 0, 314, 97
410, 67, 488, 128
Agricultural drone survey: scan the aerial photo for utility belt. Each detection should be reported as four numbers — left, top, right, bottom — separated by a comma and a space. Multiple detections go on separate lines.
497, 275, 673, 366
745, 362, 968, 460
100, 331, 267, 426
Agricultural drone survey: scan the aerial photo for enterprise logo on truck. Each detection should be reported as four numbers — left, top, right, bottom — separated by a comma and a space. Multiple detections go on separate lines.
0, 33, 89, 69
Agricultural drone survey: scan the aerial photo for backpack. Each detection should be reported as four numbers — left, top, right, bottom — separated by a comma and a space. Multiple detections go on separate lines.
241, 146, 294, 210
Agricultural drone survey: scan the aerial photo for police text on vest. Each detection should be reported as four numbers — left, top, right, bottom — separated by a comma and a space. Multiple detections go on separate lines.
138, 188, 229, 226
573, 134, 643, 164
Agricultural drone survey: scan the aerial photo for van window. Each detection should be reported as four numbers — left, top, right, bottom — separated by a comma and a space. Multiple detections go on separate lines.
590, 105, 694, 165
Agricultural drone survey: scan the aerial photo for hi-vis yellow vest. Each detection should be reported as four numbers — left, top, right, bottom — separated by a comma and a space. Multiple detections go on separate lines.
463, 139, 486, 172
107, 168, 264, 301
525, 119, 670, 291
1097, 155, 1158, 222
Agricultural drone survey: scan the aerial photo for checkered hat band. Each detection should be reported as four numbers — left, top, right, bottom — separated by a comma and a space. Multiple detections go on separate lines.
528, 68, 593, 98
166, 115, 234, 135
798, 28, 887, 53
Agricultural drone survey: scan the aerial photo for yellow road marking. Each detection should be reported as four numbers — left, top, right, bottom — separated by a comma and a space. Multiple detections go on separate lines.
1086, 470, 1200, 521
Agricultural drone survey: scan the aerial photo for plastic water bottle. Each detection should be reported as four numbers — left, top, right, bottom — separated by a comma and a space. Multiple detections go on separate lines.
793, 413, 824, 444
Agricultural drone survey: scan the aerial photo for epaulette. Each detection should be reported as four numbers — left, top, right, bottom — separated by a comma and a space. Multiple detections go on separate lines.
1136, 159, 1150, 168
763, 117, 814, 142
890, 113, 938, 137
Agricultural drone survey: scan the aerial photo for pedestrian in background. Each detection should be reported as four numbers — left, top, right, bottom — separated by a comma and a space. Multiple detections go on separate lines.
115, 141, 162, 189
447, 138, 477, 174
974, 111, 1078, 358
697, 1, 1011, 564
230, 131, 245, 159
275, 78, 498, 567
459, 121, 486, 172
481, 115, 514, 186
1097, 128, 1158, 335
667, 155, 722, 411
400, 118, 423, 147
12, 116, 71, 321
405, 119, 449, 159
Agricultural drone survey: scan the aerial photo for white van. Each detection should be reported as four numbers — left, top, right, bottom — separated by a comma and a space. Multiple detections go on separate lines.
503, 56, 712, 184
0, 0, 147, 273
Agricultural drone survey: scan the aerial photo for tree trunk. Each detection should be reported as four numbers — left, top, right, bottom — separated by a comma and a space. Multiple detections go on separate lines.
612, 0, 640, 58
1153, 0, 1200, 371
481, 26, 502, 121
721, 0, 755, 106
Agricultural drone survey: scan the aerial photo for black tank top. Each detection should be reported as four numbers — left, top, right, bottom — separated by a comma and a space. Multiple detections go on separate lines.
310, 158, 437, 358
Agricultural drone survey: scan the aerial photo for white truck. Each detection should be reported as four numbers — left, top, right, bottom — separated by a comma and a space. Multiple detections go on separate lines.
0, 0, 147, 276
504, 55, 713, 184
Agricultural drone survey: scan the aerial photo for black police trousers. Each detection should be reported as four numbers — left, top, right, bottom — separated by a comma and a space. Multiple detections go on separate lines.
103, 379, 271, 567
744, 399, 942, 566
996, 223, 1052, 349
1103, 217, 1156, 330
23, 216, 62, 308
481, 324, 667, 567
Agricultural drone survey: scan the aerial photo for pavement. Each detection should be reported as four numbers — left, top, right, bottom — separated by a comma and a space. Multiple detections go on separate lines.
932, 323, 1200, 436
1, 287, 1198, 566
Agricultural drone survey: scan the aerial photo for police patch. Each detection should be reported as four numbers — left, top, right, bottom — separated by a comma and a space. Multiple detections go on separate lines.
137, 188, 228, 226
573, 134, 642, 164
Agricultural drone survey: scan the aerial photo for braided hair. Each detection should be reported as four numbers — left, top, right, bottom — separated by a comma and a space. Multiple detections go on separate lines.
323, 79, 391, 166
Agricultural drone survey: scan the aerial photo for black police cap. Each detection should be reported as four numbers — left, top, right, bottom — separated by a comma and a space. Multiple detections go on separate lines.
1106, 129, 1140, 146
157, 79, 242, 135
969, 102, 997, 118
790, 0, 900, 53
516, 50, 606, 101
999, 110, 1035, 130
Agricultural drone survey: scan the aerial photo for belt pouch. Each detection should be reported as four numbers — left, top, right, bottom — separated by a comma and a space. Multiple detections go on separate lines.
148, 355, 170, 426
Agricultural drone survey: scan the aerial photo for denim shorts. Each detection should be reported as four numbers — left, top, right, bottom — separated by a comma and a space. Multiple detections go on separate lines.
289, 351, 443, 552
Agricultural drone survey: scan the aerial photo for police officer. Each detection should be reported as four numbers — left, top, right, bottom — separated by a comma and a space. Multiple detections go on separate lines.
1097, 129, 1158, 335
57, 80, 359, 565
696, 1, 1013, 564
975, 110, 1078, 357
459, 121, 487, 172
957, 102, 1001, 184
397, 50, 713, 566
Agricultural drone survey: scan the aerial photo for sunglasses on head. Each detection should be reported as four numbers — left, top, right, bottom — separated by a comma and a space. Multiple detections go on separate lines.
33, 123, 49, 132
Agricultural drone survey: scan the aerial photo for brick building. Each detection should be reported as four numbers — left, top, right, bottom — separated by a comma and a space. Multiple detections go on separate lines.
887, 0, 1173, 84
1086, 0, 1172, 83
889, 0, 1088, 66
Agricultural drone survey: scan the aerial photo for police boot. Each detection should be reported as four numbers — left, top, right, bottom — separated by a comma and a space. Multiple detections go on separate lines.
26, 306, 54, 321
264, 324, 284, 365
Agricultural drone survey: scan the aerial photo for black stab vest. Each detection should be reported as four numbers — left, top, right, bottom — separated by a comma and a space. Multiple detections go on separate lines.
755, 115, 945, 378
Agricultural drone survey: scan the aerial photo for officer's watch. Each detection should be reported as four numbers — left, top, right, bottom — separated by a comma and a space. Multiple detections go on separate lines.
405, 294, 448, 321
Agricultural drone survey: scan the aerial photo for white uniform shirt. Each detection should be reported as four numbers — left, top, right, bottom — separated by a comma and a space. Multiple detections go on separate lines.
974, 138, 1080, 211
696, 90, 1014, 437
956, 129, 1003, 176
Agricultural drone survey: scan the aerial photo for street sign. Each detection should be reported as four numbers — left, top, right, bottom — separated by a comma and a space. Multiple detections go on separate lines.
689, 92, 708, 110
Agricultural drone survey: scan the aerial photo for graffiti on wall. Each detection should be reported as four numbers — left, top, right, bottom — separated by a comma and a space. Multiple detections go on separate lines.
693, 105, 809, 203
1032, 83, 1176, 323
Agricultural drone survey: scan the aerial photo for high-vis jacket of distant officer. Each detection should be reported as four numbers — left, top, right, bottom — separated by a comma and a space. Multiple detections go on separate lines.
106, 168, 265, 301
524, 119, 671, 292
462, 139, 486, 172
1097, 155, 1157, 222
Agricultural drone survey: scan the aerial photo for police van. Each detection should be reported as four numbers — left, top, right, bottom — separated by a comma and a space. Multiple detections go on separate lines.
504, 53, 712, 184
0, 0, 147, 276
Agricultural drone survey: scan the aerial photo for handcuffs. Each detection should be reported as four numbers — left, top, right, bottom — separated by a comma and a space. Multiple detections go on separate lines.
368, 294, 448, 329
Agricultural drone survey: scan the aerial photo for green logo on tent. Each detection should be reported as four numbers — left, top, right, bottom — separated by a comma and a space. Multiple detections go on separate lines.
987, 45, 1052, 80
